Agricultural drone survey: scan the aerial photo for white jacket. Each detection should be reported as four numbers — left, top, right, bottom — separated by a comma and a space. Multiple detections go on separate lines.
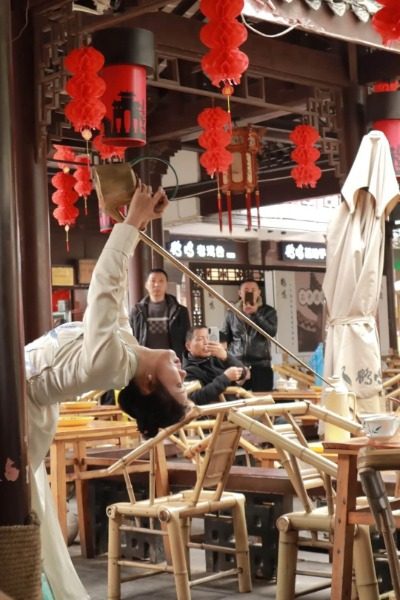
26, 223, 140, 599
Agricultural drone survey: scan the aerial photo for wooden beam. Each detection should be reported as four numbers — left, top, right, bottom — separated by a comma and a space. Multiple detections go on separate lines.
358, 50, 400, 85
82, 11, 349, 87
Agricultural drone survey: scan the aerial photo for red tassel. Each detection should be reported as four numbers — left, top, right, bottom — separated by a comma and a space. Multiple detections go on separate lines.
65, 225, 70, 253
255, 189, 261, 229
226, 190, 232, 233
245, 191, 252, 230
217, 190, 223, 232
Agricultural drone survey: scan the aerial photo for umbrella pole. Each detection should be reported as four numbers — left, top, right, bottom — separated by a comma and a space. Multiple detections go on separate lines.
139, 231, 330, 385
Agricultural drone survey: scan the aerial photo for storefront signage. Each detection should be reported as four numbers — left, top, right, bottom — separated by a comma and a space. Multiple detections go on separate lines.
280, 241, 326, 263
167, 238, 237, 261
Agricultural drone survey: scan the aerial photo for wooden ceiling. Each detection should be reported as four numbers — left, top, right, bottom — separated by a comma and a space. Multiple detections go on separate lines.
33, 0, 399, 210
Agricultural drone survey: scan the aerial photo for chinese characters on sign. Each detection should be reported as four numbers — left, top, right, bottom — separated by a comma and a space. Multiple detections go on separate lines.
280, 241, 326, 263
167, 239, 237, 261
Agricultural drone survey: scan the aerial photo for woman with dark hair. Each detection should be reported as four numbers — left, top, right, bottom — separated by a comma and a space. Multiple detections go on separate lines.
27, 184, 192, 600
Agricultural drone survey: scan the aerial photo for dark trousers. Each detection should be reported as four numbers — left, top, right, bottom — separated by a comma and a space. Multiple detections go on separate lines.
244, 364, 273, 392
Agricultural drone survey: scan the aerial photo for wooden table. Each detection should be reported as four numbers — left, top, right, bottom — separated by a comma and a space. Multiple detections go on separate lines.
323, 436, 400, 599
59, 404, 123, 420
50, 419, 147, 557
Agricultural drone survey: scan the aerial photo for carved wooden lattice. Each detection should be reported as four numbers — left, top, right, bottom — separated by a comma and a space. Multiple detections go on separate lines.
34, 1, 84, 151
307, 87, 344, 178
189, 264, 265, 326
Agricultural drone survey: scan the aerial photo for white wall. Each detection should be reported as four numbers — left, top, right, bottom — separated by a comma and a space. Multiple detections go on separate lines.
202, 285, 239, 329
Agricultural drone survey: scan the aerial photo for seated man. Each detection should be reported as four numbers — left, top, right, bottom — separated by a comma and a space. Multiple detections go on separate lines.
183, 326, 249, 405
27, 183, 193, 600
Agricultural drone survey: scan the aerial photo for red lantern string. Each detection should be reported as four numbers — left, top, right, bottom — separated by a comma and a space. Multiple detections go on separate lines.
74, 155, 92, 216
198, 106, 232, 231
199, 0, 248, 118
51, 145, 79, 251
372, 0, 400, 45
64, 46, 106, 141
92, 129, 127, 161
290, 124, 321, 189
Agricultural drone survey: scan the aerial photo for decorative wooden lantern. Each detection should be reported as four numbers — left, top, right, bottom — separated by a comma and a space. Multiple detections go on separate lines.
92, 28, 154, 147
219, 126, 265, 231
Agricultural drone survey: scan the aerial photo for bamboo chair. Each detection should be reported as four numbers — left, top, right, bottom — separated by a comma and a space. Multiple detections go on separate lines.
106, 400, 259, 600
228, 402, 380, 600
358, 447, 400, 600
168, 388, 274, 469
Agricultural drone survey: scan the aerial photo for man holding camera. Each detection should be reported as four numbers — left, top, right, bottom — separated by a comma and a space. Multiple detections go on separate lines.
221, 279, 277, 391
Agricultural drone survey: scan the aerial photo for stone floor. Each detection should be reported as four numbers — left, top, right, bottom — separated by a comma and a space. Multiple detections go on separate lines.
71, 544, 332, 600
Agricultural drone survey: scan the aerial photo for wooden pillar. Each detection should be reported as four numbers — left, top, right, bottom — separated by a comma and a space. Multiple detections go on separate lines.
128, 244, 145, 307
0, 0, 29, 525
12, 2, 52, 344
342, 43, 364, 174
384, 224, 398, 353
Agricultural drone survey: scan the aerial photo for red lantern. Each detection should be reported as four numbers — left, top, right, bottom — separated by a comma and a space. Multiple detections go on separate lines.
92, 28, 154, 147
219, 126, 264, 231
64, 46, 106, 141
74, 156, 92, 215
372, 0, 400, 45
199, 0, 248, 116
51, 145, 79, 251
366, 82, 400, 176
198, 107, 233, 231
290, 125, 321, 189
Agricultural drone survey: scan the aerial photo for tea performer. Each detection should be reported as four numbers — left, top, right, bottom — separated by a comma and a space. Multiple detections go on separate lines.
26, 183, 193, 599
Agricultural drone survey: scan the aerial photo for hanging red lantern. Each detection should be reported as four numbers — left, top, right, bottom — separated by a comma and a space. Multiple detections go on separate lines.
219, 126, 264, 231
199, 0, 248, 117
92, 28, 154, 147
64, 46, 106, 141
74, 156, 92, 215
366, 81, 400, 176
51, 145, 79, 251
198, 107, 233, 231
372, 1, 400, 45
290, 125, 321, 188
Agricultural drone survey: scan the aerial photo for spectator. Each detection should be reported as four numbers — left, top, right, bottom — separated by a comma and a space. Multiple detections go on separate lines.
129, 268, 190, 361
221, 279, 277, 391
183, 326, 249, 405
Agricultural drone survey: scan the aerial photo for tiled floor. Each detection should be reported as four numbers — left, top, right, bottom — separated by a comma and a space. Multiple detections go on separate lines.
71, 544, 332, 599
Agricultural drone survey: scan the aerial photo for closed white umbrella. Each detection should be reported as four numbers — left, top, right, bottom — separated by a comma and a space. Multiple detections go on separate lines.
323, 130, 400, 413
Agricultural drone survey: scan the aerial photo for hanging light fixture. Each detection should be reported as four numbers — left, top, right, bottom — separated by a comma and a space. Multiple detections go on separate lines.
92, 28, 154, 146
198, 106, 233, 231
219, 126, 265, 231
51, 145, 79, 251
199, 0, 248, 119
64, 46, 106, 141
290, 124, 321, 189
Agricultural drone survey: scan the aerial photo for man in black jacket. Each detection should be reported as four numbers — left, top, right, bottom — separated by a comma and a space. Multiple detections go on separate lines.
129, 268, 191, 361
183, 326, 248, 405
221, 279, 277, 391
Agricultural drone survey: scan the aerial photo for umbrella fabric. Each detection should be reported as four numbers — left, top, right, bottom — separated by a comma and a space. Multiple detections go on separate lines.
323, 130, 399, 413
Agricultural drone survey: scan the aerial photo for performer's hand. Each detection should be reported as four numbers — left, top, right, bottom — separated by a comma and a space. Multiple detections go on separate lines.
124, 183, 169, 230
